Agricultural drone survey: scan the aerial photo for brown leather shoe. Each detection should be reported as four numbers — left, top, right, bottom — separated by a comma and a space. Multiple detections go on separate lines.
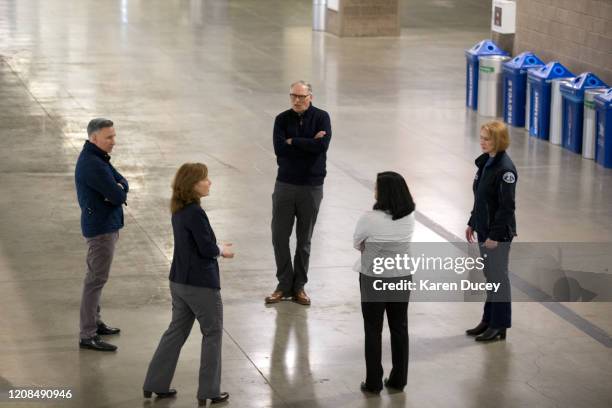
293, 289, 311, 306
265, 290, 284, 304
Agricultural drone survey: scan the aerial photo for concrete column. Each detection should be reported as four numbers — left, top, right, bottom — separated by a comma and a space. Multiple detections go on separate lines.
313, 0, 327, 31
492, 32, 514, 55
490, 0, 516, 55
325, 0, 400, 37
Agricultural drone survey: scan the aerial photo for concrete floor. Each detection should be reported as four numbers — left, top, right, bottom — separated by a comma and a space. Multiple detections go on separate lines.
1, 0, 611, 407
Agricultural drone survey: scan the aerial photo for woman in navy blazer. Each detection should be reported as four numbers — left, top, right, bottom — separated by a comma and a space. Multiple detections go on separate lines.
143, 163, 233, 406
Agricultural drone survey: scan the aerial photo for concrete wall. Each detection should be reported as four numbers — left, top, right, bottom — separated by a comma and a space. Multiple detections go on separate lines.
513, 0, 612, 84
326, 0, 400, 37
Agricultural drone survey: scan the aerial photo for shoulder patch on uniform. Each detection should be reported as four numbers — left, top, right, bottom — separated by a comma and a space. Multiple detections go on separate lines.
502, 172, 516, 184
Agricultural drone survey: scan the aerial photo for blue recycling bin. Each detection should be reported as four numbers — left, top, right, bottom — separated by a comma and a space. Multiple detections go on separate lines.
594, 88, 612, 168
560, 73, 608, 154
502, 52, 544, 127
527, 61, 574, 140
465, 40, 508, 110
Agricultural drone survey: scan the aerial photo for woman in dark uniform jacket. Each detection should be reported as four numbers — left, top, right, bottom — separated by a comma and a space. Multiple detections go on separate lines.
465, 120, 517, 342
143, 163, 233, 406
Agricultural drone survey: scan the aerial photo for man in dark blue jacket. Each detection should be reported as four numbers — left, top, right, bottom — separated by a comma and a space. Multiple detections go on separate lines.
266, 81, 332, 306
75, 118, 128, 351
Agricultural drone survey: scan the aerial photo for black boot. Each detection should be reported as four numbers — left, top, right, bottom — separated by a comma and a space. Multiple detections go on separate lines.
384, 377, 405, 392
360, 382, 381, 394
475, 328, 506, 342
465, 321, 488, 336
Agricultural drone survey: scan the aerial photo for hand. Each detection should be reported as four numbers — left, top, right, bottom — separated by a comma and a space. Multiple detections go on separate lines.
484, 238, 498, 249
221, 243, 234, 258
465, 226, 475, 243
286, 138, 293, 145
314, 131, 326, 139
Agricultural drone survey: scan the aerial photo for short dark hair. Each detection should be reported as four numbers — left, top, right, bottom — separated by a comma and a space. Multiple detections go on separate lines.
373, 171, 415, 220
87, 118, 114, 136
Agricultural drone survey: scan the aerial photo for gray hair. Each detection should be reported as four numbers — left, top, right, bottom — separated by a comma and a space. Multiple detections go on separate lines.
87, 118, 114, 137
290, 80, 312, 94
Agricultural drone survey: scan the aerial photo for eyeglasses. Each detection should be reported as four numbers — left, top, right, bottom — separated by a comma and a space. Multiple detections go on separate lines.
289, 93, 311, 101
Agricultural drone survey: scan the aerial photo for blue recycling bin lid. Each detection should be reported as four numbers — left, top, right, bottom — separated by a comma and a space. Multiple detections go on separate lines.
527, 61, 574, 82
594, 88, 612, 109
560, 72, 608, 102
502, 52, 545, 74
465, 39, 508, 62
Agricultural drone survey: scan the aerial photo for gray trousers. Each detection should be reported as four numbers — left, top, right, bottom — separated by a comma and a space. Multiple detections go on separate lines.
271, 181, 323, 294
143, 282, 223, 400
79, 231, 119, 339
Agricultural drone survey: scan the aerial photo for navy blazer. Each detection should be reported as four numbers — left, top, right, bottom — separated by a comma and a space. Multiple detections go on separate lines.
169, 203, 221, 289
75, 141, 128, 238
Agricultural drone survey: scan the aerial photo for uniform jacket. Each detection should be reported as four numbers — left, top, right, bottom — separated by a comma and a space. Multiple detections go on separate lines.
75, 141, 128, 238
273, 104, 332, 186
169, 203, 221, 289
468, 151, 517, 242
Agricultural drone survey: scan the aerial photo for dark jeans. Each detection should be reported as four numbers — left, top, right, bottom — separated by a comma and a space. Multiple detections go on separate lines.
360, 276, 409, 390
271, 181, 323, 294
478, 238, 512, 329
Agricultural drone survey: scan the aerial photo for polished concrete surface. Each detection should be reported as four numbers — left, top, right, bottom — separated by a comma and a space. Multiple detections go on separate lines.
1, 0, 612, 407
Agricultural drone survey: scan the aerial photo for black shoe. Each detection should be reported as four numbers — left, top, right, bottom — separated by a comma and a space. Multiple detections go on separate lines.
79, 335, 117, 351
360, 382, 381, 395
475, 328, 506, 342
143, 389, 177, 399
465, 321, 488, 336
383, 378, 404, 392
212, 392, 230, 404
198, 392, 229, 405
97, 321, 120, 335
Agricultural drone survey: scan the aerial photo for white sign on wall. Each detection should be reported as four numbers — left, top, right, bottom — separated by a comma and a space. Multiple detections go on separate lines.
327, 0, 339, 11
492, 0, 516, 34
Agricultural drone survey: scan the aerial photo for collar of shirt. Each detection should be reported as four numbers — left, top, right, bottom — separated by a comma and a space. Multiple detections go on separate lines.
292, 104, 314, 119
475, 151, 505, 169
84, 140, 111, 162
